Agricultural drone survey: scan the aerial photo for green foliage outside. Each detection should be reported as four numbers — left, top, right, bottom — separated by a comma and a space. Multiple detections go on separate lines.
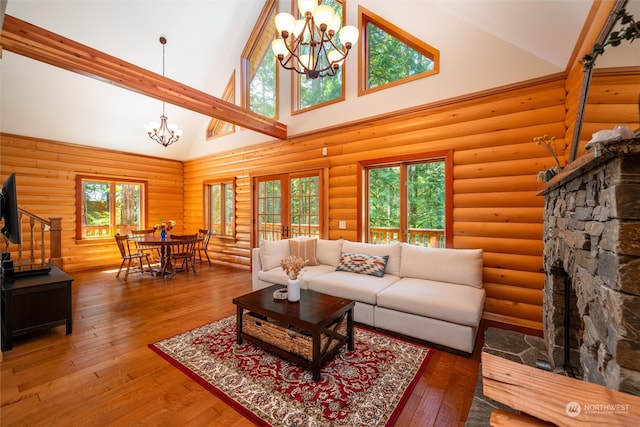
82, 181, 141, 236
407, 162, 444, 229
367, 22, 434, 89
249, 48, 277, 118
225, 184, 234, 235
369, 161, 444, 230
298, 0, 343, 110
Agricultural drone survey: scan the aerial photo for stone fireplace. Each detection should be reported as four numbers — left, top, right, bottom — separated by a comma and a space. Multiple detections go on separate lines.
541, 136, 640, 395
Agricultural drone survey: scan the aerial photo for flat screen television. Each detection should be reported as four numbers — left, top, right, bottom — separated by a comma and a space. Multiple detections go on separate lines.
1, 173, 21, 244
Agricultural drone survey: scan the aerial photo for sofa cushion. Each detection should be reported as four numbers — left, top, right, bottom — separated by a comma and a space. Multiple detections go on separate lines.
289, 237, 319, 266
400, 244, 483, 288
341, 241, 401, 276
258, 264, 335, 289
376, 277, 485, 326
316, 238, 343, 267
259, 239, 290, 271
257, 267, 289, 286
336, 252, 389, 277
306, 271, 399, 305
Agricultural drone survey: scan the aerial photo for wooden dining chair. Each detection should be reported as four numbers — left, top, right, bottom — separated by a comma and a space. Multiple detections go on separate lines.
167, 234, 198, 278
130, 229, 161, 264
115, 234, 152, 281
195, 229, 213, 266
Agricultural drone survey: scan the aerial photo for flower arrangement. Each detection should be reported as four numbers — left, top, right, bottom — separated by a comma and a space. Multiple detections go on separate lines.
534, 135, 565, 182
280, 255, 308, 280
154, 219, 176, 233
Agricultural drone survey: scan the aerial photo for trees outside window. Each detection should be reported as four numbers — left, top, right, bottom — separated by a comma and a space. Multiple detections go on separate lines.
359, 151, 451, 247
293, 0, 346, 113
76, 176, 146, 239
242, 0, 278, 119
360, 7, 439, 95
254, 171, 323, 245
205, 180, 235, 237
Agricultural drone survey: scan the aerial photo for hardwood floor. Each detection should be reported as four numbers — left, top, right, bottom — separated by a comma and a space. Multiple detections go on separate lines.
1, 264, 487, 426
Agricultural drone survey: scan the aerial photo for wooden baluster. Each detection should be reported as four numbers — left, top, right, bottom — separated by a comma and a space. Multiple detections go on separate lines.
49, 217, 62, 268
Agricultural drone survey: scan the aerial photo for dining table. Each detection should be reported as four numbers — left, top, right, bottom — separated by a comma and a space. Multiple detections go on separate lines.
129, 235, 199, 276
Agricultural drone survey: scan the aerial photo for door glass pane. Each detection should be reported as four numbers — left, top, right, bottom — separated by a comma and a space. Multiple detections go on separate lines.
407, 161, 445, 247
368, 167, 400, 243
290, 175, 320, 238
257, 179, 282, 242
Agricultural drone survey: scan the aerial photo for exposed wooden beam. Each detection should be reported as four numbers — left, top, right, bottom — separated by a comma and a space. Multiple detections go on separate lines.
0, 15, 287, 140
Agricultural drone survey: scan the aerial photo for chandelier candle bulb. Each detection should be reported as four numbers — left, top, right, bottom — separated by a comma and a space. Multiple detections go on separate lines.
271, 1, 359, 79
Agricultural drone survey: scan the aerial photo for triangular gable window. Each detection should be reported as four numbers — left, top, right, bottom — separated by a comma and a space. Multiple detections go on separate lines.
359, 6, 439, 95
207, 71, 235, 140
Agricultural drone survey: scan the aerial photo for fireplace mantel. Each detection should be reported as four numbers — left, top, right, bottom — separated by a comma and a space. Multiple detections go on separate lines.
538, 135, 640, 196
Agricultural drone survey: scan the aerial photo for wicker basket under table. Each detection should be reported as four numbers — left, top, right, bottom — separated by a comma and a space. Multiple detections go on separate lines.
233, 285, 355, 381
243, 312, 347, 362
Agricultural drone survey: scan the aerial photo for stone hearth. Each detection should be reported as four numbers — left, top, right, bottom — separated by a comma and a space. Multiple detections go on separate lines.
541, 136, 640, 395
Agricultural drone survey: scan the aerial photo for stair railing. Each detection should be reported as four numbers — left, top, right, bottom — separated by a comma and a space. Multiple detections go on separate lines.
2, 208, 63, 268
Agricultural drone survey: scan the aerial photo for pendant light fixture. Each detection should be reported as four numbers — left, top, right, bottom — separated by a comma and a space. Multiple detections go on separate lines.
145, 36, 182, 147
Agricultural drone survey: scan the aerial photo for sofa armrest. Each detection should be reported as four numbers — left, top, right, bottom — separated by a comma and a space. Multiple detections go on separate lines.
251, 247, 262, 289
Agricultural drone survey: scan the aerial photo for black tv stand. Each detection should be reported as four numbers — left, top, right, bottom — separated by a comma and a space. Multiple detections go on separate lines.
1, 264, 74, 351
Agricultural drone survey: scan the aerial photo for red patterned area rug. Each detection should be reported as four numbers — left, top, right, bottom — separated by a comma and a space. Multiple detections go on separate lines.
149, 316, 432, 426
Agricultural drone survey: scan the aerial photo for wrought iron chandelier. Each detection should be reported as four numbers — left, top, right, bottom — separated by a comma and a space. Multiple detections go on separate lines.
271, 0, 359, 79
145, 36, 182, 147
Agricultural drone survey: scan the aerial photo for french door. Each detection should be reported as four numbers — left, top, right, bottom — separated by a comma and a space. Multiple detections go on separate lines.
254, 171, 323, 245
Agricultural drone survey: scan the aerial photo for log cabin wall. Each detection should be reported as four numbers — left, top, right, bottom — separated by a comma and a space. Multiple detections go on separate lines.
0, 134, 184, 272
186, 76, 564, 330
184, 71, 638, 330
1, 71, 637, 330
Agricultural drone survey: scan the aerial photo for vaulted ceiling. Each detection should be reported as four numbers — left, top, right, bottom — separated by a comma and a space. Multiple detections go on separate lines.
1, 0, 636, 161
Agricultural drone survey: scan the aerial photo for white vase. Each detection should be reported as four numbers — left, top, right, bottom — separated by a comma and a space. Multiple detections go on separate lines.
287, 279, 300, 302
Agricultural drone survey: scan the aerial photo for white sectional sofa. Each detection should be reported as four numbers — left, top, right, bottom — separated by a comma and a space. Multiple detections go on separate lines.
251, 238, 485, 354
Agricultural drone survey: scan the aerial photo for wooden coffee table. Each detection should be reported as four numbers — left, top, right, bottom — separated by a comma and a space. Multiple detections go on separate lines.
233, 284, 354, 381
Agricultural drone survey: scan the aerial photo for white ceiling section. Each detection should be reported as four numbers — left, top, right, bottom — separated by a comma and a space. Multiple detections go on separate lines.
2, 0, 632, 161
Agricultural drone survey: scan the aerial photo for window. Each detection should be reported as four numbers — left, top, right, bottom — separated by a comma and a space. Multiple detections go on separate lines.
254, 171, 324, 244
205, 179, 235, 237
207, 71, 235, 139
358, 151, 452, 247
76, 175, 147, 240
242, 0, 278, 118
293, 0, 346, 113
359, 6, 439, 95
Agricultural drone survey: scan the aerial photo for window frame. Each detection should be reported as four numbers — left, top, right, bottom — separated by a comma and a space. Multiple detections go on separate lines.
241, 0, 279, 119
358, 6, 440, 96
203, 178, 236, 238
75, 175, 148, 241
357, 150, 452, 247
291, 0, 347, 115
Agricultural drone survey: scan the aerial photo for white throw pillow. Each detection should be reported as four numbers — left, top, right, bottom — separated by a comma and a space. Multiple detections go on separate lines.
341, 241, 401, 276
400, 244, 483, 288
316, 239, 343, 267
259, 239, 290, 271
